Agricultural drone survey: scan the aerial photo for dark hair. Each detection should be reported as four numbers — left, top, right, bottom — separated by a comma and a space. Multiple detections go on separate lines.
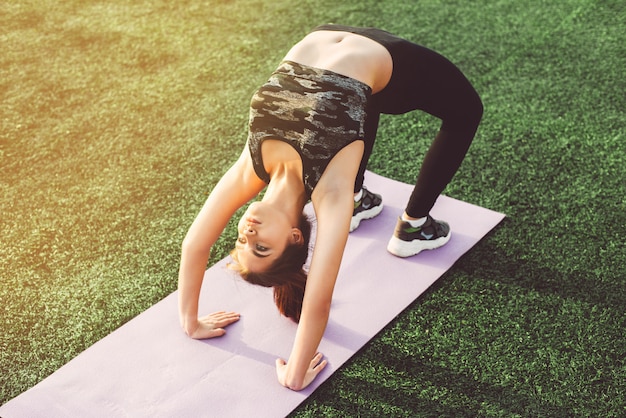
229, 213, 312, 322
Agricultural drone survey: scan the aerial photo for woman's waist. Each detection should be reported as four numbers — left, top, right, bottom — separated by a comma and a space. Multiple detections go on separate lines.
282, 31, 392, 93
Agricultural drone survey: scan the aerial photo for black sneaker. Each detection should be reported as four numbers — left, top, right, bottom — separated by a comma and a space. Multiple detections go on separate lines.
350, 187, 383, 232
387, 215, 451, 257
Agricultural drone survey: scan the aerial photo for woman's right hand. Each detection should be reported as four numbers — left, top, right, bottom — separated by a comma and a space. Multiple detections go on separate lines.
184, 311, 241, 339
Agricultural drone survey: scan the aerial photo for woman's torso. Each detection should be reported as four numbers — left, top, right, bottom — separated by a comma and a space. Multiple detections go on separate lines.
248, 29, 393, 199
283, 30, 392, 94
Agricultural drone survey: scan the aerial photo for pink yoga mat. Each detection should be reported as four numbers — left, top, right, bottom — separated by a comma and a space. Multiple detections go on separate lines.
1, 171, 504, 418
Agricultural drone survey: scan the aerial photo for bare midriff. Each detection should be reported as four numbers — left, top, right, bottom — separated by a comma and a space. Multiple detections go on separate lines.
283, 31, 393, 94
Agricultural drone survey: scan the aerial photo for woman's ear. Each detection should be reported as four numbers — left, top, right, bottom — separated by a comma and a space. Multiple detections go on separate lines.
290, 228, 303, 245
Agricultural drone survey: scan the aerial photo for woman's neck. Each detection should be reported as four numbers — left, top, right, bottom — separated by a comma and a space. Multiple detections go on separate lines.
262, 161, 307, 226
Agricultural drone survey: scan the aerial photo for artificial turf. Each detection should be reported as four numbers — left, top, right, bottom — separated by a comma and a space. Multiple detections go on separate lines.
1, 0, 624, 416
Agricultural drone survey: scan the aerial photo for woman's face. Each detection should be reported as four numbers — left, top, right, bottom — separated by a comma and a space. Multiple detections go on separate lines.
234, 202, 296, 273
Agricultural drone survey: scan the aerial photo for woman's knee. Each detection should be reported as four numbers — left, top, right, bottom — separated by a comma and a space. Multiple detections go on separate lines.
442, 88, 483, 135
469, 90, 484, 126
461, 85, 483, 128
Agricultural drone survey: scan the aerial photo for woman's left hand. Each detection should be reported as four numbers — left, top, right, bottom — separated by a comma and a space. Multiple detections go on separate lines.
275, 352, 328, 391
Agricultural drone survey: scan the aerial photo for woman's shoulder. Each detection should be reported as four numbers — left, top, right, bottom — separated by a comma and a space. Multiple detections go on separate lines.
220, 146, 267, 195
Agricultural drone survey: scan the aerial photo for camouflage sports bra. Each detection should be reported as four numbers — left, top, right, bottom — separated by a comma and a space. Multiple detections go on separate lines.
247, 60, 371, 199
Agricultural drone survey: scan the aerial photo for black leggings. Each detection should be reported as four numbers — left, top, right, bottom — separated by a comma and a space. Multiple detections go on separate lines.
313, 25, 483, 218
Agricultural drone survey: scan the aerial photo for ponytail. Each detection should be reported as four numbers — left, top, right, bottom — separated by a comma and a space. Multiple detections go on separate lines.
272, 268, 307, 322
229, 213, 312, 323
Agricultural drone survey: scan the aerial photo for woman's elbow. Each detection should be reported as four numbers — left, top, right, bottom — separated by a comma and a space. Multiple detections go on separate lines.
180, 233, 211, 261
306, 296, 332, 320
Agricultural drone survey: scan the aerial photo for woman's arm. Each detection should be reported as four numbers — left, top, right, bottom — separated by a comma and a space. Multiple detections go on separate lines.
276, 141, 364, 390
276, 188, 353, 389
178, 149, 265, 338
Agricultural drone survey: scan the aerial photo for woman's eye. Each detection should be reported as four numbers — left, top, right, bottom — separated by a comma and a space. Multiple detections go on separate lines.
237, 237, 246, 244
255, 244, 268, 252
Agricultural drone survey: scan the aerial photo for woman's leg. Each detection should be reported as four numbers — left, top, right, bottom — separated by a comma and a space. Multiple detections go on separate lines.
354, 101, 380, 193
350, 102, 383, 232
405, 114, 482, 218
376, 40, 483, 255
379, 43, 483, 216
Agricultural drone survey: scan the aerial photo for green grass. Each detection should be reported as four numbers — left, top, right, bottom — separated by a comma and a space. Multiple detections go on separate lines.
1, 0, 624, 416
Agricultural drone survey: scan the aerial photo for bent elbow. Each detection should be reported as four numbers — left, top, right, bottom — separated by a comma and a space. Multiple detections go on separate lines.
180, 235, 194, 256
181, 233, 211, 259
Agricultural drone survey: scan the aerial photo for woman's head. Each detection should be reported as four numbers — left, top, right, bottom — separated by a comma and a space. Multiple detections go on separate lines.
233, 201, 303, 272
230, 210, 312, 322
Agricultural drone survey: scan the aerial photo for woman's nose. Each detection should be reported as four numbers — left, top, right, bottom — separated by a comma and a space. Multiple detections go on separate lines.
243, 225, 256, 235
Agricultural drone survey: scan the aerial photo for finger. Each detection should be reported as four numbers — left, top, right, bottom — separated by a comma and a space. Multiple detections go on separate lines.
214, 311, 239, 317
215, 314, 241, 327
310, 352, 324, 366
314, 359, 328, 371
200, 312, 240, 325
309, 358, 327, 379
213, 312, 240, 320
199, 312, 222, 321
276, 358, 286, 367
207, 328, 226, 338
191, 327, 225, 340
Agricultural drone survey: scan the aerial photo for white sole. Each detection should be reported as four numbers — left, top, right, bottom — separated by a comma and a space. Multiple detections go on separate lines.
349, 203, 384, 232
386, 231, 451, 258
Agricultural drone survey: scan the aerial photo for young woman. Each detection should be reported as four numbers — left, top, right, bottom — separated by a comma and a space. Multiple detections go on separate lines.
177, 25, 483, 391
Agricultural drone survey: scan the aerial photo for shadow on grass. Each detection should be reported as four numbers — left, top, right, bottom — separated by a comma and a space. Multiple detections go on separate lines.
292, 222, 624, 417
300, 373, 478, 417
458, 226, 625, 313
304, 358, 577, 417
